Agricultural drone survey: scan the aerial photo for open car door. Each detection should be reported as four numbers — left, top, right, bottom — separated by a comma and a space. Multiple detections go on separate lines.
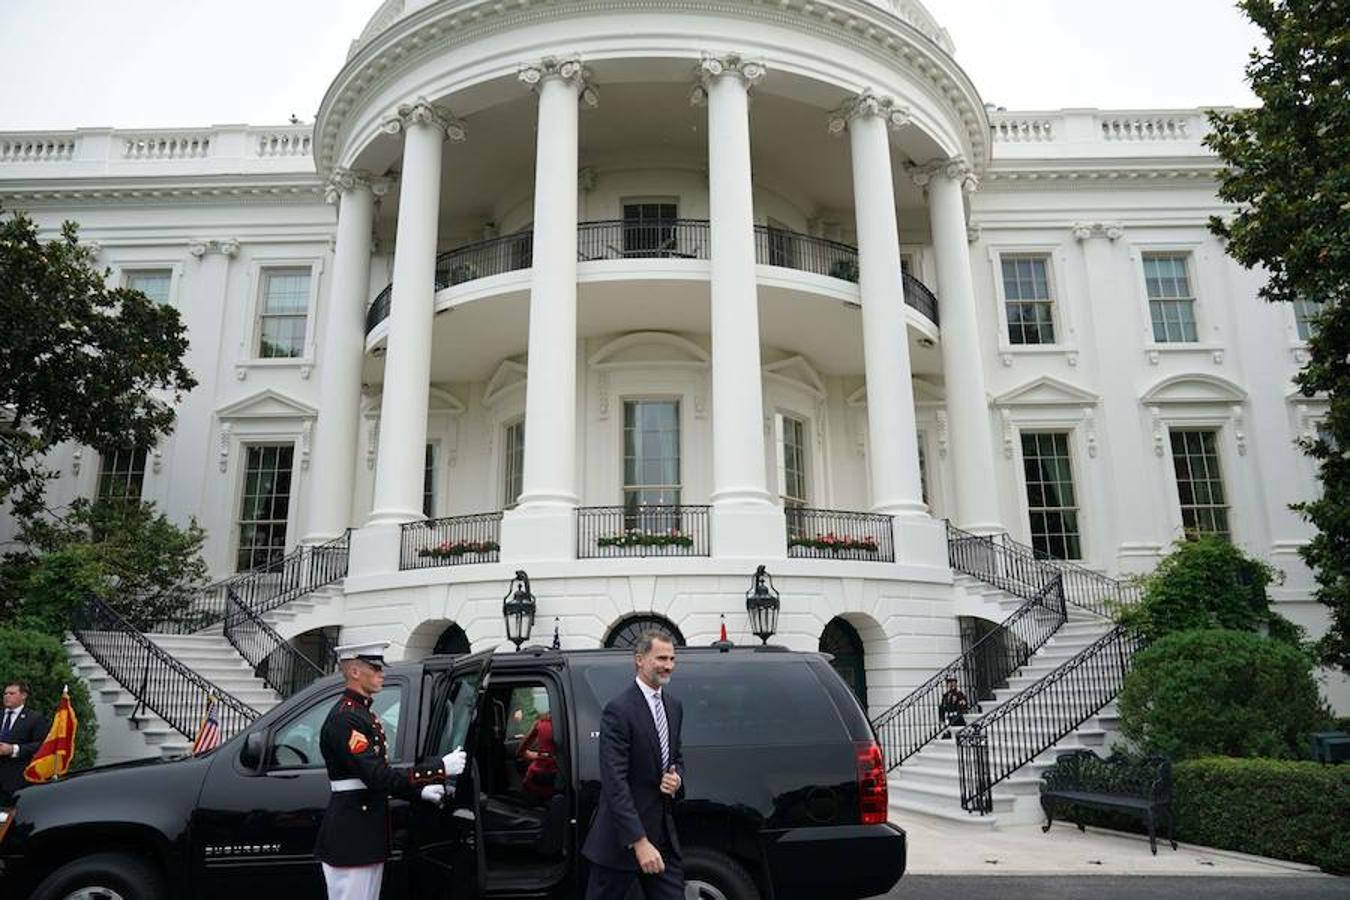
409, 649, 494, 899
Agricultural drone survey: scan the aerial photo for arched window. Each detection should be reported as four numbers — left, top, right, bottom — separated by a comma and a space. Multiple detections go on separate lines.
819, 617, 867, 708
433, 623, 471, 656
604, 615, 686, 650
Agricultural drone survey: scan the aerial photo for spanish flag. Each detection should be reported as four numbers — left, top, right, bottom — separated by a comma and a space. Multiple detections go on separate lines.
24, 686, 78, 783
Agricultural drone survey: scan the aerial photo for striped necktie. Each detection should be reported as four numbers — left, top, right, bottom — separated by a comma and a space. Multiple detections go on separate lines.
651, 691, 669, 769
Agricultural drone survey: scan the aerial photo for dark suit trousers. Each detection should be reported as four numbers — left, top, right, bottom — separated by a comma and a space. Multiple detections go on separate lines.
585, 843, 684, 900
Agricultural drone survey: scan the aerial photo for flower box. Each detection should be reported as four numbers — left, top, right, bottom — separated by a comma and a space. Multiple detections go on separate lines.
419, 539, 500, 559
788, 532, 879, 554
596, 529, 694, 549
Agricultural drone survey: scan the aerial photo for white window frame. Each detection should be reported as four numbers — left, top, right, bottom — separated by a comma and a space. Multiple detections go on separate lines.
1290, 297, 1327, 345
96, 446, 149, 502
1164, 425, 1232, 542
1016, 429, 1085, 561
1150, 409, 1244, 544
501, 417, 526, 510
238, 257, 323, 377
774, 411, 810, 508
987, 243, 1076, 366
232, 440, 299, 573
1130, 241, 1225, 363
116, 263, 182, 307
423, 441, 439, 519
620, 396, 684, 510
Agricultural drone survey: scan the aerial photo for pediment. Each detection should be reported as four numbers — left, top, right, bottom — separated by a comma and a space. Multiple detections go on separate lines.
762, 355, 826, 399
216, 388, 317, 420
364, 385, 465, 416
1140, 373, 1247, 406
588, 332, 709, 368
993, 376, 1100, 408
483, 360, 528, 408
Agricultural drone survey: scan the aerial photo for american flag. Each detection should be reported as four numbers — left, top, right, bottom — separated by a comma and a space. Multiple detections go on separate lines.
192, 695, 222, 756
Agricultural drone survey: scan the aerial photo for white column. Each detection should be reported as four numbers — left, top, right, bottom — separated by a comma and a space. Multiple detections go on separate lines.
303, 170, 381, 542
922, 161, 1002, 533
500, 58, 593, 562
698, 53, 785, 558
366, 99, 462, 527
831, 92, 926, 518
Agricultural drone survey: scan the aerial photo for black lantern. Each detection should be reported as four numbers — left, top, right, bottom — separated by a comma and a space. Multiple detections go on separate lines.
745, 565, 781, 645
503, 570, 536, 651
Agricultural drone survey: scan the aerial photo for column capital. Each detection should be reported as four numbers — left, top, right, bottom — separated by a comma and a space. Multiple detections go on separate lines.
689, 52, 766, 105
518, 56, 599, 107
379, 96, 466, 142
1072, 221, 1126, 241
907, 157, 978, 192
827, 89, 911, 134
324, 167, 396, 205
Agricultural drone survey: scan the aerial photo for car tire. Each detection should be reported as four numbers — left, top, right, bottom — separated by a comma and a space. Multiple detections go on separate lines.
682, 846, 761, 900
30, 852, 166, 900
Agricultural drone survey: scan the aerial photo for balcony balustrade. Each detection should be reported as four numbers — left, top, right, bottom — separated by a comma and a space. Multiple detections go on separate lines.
364, 220, 940, 334
576, 505, 711, 559
785, 507, 896, 563
400, 512, 504, 570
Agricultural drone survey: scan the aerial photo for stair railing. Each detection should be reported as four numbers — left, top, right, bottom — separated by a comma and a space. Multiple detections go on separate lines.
870, 524, 1070, 769
956, 624, 1145, 814
223, 587, 334, 699
985, 532, 1141, 618
72, 594, 260, 742
207, 531, 350, 624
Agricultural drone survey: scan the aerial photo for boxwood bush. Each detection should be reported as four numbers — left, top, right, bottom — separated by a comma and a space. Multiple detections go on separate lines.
0, 626, 97, 770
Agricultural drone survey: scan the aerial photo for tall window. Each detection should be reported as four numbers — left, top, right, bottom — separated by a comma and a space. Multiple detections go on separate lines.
1020, 432, 1081, 560
256, 269, 310, 358
622, 201, 677, 257
502, 420, 524, 509
1294, 297, 1325, 341
1143, 253, 1198, 343
917, 433, 930, 508
1001, 255, 1056, 345
423, 444, 437, 518
237, 444, 294, 571
98, 447, 147, 500
124, 270, 172, 305
1169, 429, 1229, 540
623, 400, 681, 518
777, 414, 808, 508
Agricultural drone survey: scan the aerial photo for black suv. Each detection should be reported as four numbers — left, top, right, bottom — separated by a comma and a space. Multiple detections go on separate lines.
0, 645, 905, 899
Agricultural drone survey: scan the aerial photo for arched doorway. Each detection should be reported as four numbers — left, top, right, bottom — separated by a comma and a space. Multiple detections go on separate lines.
433, 623, 471, 656
604, 614, 686, 650
820, 617, 867, 708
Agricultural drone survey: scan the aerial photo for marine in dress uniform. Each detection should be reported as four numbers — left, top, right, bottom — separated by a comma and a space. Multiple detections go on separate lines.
315, 641, 466, 900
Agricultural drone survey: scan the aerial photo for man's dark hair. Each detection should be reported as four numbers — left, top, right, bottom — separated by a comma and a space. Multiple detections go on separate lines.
4, 680, 29, 695
634, 630, 674, 657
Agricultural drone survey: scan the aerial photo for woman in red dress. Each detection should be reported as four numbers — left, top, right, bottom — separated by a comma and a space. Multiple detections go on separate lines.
517, 700, 558, 801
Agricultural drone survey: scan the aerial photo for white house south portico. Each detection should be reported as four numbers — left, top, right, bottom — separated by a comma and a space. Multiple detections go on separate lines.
4, 0, 1344, 786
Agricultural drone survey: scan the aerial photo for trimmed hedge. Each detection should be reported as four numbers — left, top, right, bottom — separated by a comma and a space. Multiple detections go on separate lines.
1174, 757, 1350, 873
1049, 755, 1349, 873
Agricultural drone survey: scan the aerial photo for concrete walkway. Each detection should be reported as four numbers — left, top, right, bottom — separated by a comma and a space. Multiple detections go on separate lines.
892, 810, 1331, 877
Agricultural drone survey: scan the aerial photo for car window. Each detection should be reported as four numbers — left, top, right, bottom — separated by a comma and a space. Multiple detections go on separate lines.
580, 660, 844, 747
430, 666, 486, 756
505, 685, 550, 740
268, 687, 404, 769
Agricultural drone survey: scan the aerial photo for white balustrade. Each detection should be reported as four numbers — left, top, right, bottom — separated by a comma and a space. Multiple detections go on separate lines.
1099, 116, 1191, 141
0, 137, 77, 163
254, 131, 312, 158
122, 134, 213, 160
991, 118, 1055, 142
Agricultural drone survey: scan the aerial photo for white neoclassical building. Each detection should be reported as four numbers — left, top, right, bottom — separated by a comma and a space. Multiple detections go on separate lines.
2, 0, 1343, 744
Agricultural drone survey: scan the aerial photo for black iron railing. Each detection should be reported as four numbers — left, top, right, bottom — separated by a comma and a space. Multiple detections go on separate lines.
72, 595, 260, 741
224, 588, 332, 699
957, 624, 1145, 814
577, 505, 711, 558
364, 220, 942, 334
982, 532, 1141, 618
946, 523, 1066, 600
400, 512, 504, 570
872, 573, 1066, 771
785, 507, 896, 563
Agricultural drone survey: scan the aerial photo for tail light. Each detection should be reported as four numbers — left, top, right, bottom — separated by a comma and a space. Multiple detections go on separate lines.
855, 741, 888, 825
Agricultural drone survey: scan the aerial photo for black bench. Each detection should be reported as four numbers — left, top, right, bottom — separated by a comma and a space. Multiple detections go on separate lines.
1039, 749, 1178, 855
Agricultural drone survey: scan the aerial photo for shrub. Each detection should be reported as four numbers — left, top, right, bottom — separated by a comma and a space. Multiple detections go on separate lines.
1118, 537, 1283, 641
0, 627, 98, 770
1117, 629, 1330, 760
1174, 757, 1350, 873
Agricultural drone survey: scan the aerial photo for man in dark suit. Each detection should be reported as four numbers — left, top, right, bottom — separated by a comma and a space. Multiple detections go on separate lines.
583, 630, 685, 900
0, 680, 48, 803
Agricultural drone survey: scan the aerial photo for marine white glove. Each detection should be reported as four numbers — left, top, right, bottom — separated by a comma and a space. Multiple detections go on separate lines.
420, 784, 447, 804
442, 747, 467, 777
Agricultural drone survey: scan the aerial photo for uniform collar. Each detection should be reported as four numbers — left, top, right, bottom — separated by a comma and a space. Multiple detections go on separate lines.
343, 688, 373, 708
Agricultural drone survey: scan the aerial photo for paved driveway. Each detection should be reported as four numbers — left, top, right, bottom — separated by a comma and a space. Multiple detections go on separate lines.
871, 875, 1350, 899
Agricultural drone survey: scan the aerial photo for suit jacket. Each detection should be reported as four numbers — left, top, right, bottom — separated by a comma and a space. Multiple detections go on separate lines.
0, 707, 48, 798
582, 682, 685, 871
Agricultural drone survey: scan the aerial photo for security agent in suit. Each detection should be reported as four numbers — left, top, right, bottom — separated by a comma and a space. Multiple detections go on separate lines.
314, 642, 467, 900
0, 680, 48, 804
582, 631, 686, 900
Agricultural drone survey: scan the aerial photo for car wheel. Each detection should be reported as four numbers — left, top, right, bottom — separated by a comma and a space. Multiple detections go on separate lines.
31, 852, 165, 900
683, 846, 760, 900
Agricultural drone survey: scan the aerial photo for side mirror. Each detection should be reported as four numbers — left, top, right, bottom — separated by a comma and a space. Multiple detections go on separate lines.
240, 732, 265, 770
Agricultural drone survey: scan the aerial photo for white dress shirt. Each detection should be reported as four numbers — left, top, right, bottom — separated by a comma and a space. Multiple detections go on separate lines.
2, 705, 23, 757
